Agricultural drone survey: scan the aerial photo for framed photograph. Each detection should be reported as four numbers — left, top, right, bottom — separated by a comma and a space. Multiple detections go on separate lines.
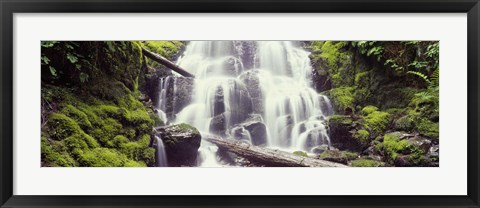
1, 0, 479, 207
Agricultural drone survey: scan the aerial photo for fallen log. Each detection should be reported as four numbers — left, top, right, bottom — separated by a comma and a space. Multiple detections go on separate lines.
204, 135, 347, 167
141, 47, 195, 78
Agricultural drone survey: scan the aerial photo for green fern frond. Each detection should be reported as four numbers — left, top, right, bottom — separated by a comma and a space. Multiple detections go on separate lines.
407, 71, 431, 85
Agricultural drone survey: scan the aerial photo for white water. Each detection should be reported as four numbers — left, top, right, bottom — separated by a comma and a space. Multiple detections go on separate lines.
155, 136, 168, 167
160, 41, 333, 167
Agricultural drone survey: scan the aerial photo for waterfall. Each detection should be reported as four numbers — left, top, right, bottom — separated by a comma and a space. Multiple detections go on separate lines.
155, 76, 172, 124
155, 136, 168, 167
164, 41, 333, 166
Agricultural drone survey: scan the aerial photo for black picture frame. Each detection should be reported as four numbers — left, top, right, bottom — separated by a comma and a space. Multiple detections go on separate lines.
1, 0, 479, 207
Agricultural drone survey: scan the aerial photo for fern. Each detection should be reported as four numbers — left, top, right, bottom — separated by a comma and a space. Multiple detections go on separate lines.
407, 71, 430, 85
429, 68, 439, 88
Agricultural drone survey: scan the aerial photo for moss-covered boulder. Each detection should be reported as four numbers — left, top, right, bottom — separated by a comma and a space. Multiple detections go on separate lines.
156, 124, 201, 167
350, 158, 384, 167
328, 115, 369, 152
317, 150, 358, 165
375, 132, 435, 166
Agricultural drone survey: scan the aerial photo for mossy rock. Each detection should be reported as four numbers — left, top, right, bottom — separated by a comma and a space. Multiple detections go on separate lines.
362, 109, 390, 135
328, 115, 367, 152
157, 123, 201, 167
416, 118, 439, 139
325, 87, 355, 114
318, 150, 358, 165
293, 151, 309, 157
361, 105, 378, 115
350, 158, 383, 167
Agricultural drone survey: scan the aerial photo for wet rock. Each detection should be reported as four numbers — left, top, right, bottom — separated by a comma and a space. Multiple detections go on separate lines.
276, 115, 295, 146
156, 124, 201, 167
243, 120, 268, 146
209, 113, 226, 136
230, 114, 267, 146
206, 56, 243, 77
406, 136, 432, 153
311, 144, 330, 154
213, 86, 225, 116
212, 79, 253, 126
317, 149, 358, 165
172, 77, 195, 115
239, 69, 264, 114
328, 115, 366, 152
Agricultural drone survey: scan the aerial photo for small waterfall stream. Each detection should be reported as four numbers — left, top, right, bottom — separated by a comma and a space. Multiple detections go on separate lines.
157, 41, 334, 167
154, 136, 168, 167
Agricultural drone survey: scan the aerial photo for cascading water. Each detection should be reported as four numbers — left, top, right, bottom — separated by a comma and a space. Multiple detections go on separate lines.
159, 41, 334, 167
155, 136, 168, 167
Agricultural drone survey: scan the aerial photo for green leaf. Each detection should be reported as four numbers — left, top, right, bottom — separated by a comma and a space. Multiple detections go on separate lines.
66, 53, 78, 64
41, 41, 58, 48
79, 72, 89, 83
106, 42, 116, 52
49, 66, 57, 77
41, 56, 50, 65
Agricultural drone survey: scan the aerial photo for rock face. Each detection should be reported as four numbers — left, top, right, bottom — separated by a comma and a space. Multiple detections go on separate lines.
230, 114, 268, 146
328, 115, 368, 152
238, 69, 264, 114
209, 113, 226, 136
212, 79, 253, 127
146, 75, 194, 119
156, 124, 201, 167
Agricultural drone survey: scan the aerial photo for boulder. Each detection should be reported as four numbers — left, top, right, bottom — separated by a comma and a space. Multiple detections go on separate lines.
317, 149, 358, 165
156, 124, 201, 167
209, 113, 226, 136
243, 120, 268, 146
172, 77, 195, 115
211, 79, 253, 127
311, 144, 330, 154
230, 114, 268, 146
238, 69, 264, 114
328, 115, 366, 152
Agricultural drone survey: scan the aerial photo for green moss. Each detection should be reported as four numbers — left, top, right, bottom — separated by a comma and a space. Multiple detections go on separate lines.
76, 148, 144, 167
320, 41, 347, 67
326, 87, 355, 113
328, 115, 353, 125
351, 159, 383, 167
361, 105, 379, 115
177, 123, 200, 134
355, 71, 370, 86
394, 114, 415, 131
41, 137, 76, 167
417, 118, 439, 139
141, 41, 184, 59
61, 105, 92, 130
293, 151, 309, 157
382, 133, 410, 161
363, 110, 390, 134
319, 150, 358, 161
112, 135, 129, 148
354, 129, 370, 143
64, 133, 99, 151
46, 113, 83, 140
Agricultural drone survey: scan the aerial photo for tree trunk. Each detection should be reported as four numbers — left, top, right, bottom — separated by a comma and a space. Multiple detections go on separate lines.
141, 47, 195, 78
204, 135, 347, 167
